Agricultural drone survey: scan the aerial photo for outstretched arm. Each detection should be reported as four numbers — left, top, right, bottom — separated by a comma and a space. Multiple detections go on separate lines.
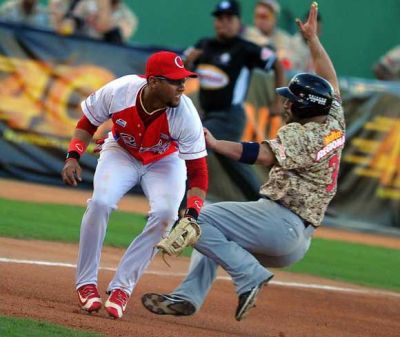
204, 128, 277, 167
271, 57, 285, 115
296, 2, 340, 95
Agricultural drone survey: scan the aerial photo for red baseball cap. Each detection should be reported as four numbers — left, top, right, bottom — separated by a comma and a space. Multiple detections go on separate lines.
145, 51, 197, 80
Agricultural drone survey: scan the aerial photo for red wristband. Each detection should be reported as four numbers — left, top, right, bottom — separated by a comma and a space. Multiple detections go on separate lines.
68, 138, 87, 156
187, 196, 204, 215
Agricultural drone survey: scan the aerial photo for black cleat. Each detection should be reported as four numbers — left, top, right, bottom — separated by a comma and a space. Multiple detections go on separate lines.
235, 276, 273, 321
141, 293, 196, 316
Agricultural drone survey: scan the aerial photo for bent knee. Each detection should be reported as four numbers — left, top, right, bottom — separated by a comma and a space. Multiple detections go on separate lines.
148, 208, 178, 225
88, 198, 116, 211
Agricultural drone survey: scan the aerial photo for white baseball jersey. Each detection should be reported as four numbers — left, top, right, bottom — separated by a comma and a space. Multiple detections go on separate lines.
81, 75, 207, 163
76, 75, 207, 296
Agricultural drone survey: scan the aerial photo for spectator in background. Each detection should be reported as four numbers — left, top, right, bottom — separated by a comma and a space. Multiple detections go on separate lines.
49, 0, 89, 36
49, 0, 137, 44
0, 0, 49, 28
242, 0, 292, 69
289, 10, 322, 72
184, 0, 285, 202
95, 0, 137, 43
373, 45, 400, 81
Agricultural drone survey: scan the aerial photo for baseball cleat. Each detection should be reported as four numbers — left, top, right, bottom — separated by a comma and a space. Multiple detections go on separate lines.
105, 289, 130, 319
141, 293, 196, 316
235, 276, 273, 321
76, 284, 102, 313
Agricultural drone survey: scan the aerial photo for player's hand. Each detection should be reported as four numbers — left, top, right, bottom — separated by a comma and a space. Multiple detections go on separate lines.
62, 159, 82, 187
94, 137, 105, 154
296, 2, 318, 41
184, 48, 203, 67
203, 127, 218, 150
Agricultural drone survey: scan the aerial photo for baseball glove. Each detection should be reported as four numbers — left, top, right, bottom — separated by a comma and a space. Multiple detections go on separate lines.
157, 217, 201, 259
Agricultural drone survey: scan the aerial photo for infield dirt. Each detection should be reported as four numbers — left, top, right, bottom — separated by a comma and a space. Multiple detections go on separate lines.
1, 178, 400, 337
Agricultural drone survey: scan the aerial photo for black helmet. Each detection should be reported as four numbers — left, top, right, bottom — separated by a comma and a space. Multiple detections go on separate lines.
276, 73, 334, 118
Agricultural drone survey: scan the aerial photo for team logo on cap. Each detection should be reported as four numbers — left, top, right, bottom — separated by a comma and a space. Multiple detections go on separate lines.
175, 56, 184, 68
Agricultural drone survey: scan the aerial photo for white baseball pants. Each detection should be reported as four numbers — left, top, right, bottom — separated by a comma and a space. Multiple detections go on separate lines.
75, 138, 186, 295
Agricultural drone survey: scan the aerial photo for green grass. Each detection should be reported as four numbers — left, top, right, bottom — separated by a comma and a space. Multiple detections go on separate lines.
285, 238, 400, 291
1, 198, 400, 292
0, 316, 104, 337
0, 198, 147, 247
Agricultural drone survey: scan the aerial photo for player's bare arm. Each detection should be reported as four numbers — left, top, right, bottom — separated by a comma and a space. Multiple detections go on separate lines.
61, 129, 93, 187
204, 127, 276, 166
183, 47, 203, 69
271, 57, 285, 115
296, 2, 339, 95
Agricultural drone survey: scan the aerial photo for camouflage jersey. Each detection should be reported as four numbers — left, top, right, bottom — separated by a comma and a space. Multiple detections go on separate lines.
260, 96, 345, 227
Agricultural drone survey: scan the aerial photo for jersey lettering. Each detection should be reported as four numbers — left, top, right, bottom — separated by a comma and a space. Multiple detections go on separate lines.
120, 133, 137, 147
326, 154, 340, 192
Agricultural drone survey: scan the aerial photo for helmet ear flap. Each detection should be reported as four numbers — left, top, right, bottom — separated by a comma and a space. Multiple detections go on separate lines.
291, 101, 331, 118
291, 102, 308, 118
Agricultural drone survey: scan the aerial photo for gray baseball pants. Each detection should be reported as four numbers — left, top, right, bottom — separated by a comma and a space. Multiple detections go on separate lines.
172, 198, 315, 310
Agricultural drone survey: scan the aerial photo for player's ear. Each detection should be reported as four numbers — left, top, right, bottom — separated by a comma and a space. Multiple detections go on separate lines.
147, 76, 160, 88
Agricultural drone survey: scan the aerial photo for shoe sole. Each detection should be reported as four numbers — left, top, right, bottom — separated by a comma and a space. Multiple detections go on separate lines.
141, 293, 195, 316
235, 287, 261, 321
235, 277, 272, 321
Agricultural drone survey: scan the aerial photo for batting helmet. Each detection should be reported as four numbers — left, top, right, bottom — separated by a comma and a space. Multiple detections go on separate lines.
276, 73, 334, 118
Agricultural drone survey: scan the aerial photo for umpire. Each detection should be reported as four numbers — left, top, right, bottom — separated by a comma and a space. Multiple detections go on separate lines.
184, 0, 285, 201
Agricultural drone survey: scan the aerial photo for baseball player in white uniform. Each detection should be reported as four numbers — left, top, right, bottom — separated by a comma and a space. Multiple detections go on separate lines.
61, 51, 208, 319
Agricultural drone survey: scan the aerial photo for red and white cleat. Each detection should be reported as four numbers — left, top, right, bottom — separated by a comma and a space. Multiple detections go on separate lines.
105, 289, 130, 319
76, 284, 102, 313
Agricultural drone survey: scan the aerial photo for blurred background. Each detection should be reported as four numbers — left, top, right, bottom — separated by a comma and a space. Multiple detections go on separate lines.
0, 0, 399, 235
130, 0, 400, 79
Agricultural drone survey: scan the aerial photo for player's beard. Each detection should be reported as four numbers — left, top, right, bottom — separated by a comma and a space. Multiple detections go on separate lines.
168, 102, 179, 108
167, 95, 181, 108
281, 109, 293, 124
282, 106, 304, 124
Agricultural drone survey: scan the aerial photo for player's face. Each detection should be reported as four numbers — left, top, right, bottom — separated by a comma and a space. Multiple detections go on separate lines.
282, 99, 296, 123
155, 77, 186, 107
254, 5, 276, 36
214, 14, 241, 39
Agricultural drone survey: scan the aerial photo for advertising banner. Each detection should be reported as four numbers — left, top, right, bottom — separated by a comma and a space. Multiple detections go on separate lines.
0, 23, 399, 233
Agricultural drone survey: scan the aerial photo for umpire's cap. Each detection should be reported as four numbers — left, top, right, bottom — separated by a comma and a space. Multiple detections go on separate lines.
212, 0, 241, 17
276, 73, 334, 118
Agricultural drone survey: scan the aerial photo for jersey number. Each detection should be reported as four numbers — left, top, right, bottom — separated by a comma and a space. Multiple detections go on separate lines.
326, 154, 340, 192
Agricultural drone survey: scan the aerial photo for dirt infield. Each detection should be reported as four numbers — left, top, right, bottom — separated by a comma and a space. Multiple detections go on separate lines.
1, 178, 400, 336
1, 238, 400, 337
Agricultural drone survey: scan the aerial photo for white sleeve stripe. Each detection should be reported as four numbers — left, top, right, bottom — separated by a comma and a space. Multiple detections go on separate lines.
179, 150, 207, 160
84, 100, 103, 125
179, 148, 207, 155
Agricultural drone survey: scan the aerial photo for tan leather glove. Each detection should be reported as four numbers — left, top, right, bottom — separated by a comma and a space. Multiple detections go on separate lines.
157, 217, 201, 257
